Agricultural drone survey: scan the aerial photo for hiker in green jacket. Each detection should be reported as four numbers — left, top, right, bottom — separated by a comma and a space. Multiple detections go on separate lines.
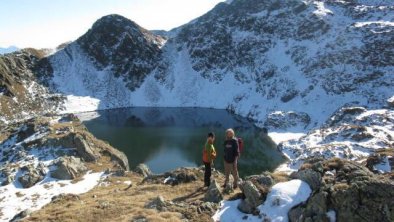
202, 132, 216, 187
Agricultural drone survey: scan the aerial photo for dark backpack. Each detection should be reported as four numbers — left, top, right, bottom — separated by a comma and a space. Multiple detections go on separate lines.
237, 137, 244, 153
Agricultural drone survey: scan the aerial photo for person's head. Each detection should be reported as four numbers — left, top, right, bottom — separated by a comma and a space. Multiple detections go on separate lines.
207, 132, 215, 143
225, 128, 235, 139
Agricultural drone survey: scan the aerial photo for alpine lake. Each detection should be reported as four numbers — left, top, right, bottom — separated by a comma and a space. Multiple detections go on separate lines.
78, 107, 286, 177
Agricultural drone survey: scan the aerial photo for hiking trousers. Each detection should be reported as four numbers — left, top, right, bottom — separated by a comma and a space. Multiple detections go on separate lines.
224, 159, 238, 187
204, 162, 212, 187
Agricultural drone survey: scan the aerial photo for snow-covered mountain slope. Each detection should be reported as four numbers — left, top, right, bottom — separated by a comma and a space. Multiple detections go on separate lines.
41, 0, 393, 132
279, 104, 394, 171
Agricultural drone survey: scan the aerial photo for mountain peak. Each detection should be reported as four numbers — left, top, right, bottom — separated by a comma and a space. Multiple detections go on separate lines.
74, 14, 164, 90
90, 14, 143, 36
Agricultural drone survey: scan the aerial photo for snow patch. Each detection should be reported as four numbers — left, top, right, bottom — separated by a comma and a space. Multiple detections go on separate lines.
373, 156, 392, 173
0, 172, 104, 221
59, 95, 100, 114
354, 21, 394, 28
213, 180, 311, 222
313, 2, 333, 17
326, 210, 336, 222
269, 132, 306, 144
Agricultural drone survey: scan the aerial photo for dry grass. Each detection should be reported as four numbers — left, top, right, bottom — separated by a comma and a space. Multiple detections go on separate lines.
332, 183, 349, 190
271, 171, 290, 183
375, 148, 394, 157
299, 163, 313, 170
324, 158, 345, 171
23, 169, 223, 222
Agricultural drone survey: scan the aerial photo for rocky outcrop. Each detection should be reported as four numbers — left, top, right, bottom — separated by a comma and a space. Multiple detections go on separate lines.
51, 156, 87, 180
290, 168, 322, 191
145, 196, 168, 211
264, 111, 311, 130
10, 209, 32, 222
204, 179, 223, 203
74, 135, 99, 161
289, 158, 394, 222
42, 126, 129, 170
134, 164, 152, 177
238, 180, 263, 214
246, 173, 274, 187
18, 164, 46, 188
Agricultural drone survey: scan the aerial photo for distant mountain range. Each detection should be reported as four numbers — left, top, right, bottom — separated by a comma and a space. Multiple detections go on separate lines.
0, 46, 19, 55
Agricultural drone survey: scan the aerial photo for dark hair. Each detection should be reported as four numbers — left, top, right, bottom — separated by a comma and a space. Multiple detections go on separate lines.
207, 132, 215, 138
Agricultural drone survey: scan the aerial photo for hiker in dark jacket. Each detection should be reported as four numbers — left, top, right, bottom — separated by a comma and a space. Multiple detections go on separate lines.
223, 128, 239, 189
202, 132, 216, 187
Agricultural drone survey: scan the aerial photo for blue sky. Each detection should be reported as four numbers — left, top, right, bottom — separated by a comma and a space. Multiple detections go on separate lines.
0, 0, 224, 49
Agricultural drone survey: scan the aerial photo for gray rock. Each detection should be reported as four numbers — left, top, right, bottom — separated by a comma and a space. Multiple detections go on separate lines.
10, 209, 32, 222
289, 204, 305, 222
51, 193, 80, 203
238, 181, 262, 214
145, 195, 167, 211
289, 159, 394, 222
198, 202, 218, 215
304, 192, 329, 221
246, 174, 274, 187
134, 164, 152, 177
106, 146, 129, 171
204, 179, 223, 203
51, 156, 87, 180
74, 135, 99, 161
291, 169, 322, 191
1, 167, 16, 186
18, 164, 46, 188
2, 175, 15, 186
132, 216, 147, 222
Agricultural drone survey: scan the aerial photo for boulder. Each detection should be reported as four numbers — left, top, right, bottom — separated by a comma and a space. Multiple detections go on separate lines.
204, 179, 223, 203
162, 168, 198, 185
18, 164, 46, 188
246, 173, 274, 187
51, 156, 87, 180
330, 177, 394, 222
290, 169, 322, 191
74, 135, 99, 161
51, 193, 80, 203
238, 180, 262, 214
10, 209, 32, 222
174, 170, 197, 183
145, 196, 168, 211
289, 159, 394, 222
197, 202, 218, 215
105, 147, 129, 171
134, 164, 152, 177
1, 167, 16, 186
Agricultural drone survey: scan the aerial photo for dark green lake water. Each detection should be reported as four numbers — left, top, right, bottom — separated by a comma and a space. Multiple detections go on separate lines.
79, 107, 286, 177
